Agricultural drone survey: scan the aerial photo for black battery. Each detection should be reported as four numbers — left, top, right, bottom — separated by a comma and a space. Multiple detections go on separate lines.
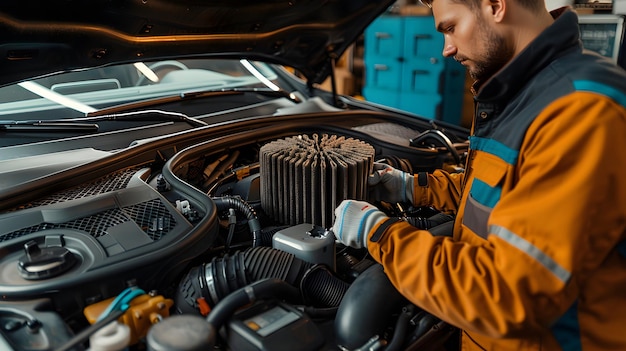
226, 300, 325, 351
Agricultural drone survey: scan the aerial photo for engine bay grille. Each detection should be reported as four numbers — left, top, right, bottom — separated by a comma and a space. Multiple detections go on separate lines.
15, 167, 140, 210
1, 199, 176, 243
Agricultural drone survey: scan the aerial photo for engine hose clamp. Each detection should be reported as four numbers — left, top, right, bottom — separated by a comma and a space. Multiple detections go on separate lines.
244, 286, 255, 302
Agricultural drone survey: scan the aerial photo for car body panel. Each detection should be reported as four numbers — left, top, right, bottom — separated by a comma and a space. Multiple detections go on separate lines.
0, 0, 394, 87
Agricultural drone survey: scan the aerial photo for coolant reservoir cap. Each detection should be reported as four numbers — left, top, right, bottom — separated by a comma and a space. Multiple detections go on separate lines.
147, 314, 215, 351
17, 240, 77, 280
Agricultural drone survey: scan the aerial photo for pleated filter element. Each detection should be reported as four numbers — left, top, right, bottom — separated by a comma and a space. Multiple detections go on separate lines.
260, 134, 375, 228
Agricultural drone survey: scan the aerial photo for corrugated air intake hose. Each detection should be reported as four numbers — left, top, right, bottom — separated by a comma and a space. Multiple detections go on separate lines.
175, 246, 351, 315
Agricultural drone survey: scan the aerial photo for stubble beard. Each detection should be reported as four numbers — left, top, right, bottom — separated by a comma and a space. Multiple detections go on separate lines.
468, 22, 514, 82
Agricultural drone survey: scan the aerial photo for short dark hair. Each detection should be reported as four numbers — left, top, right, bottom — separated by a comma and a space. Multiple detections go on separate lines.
418, 0, 479, 10
418, 0, 434, 8
420, 0, 544, 12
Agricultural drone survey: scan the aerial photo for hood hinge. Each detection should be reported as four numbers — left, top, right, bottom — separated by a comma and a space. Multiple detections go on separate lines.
326, 54, 345, 108
306, 55, 345, 108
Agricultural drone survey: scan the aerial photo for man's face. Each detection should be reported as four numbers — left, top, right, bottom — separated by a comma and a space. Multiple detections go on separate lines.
432, 0, 514, 82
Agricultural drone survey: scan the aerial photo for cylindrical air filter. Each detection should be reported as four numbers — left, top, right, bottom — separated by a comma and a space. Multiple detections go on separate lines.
259, 134, 375, 228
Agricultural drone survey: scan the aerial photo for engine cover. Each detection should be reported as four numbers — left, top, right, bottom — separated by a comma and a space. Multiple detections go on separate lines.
0, 167, 217, 314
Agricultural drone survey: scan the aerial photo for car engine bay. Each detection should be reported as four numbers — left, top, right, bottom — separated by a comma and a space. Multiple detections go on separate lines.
0, 113, 468, 351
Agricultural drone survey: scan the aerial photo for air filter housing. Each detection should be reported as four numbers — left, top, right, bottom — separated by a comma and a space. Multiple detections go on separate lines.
260, 134, 375, 228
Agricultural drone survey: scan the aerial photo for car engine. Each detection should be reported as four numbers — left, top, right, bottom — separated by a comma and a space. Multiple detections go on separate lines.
0, 119, 467, 351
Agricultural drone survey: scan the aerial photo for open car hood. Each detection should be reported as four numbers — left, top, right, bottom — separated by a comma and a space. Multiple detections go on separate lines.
0, 0, 395, 87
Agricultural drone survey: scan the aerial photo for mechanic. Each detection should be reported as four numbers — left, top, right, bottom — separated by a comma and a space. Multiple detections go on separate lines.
331, 0, 626, 350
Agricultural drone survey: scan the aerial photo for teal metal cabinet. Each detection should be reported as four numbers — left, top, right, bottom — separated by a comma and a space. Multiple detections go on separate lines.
363, 15, 466, 125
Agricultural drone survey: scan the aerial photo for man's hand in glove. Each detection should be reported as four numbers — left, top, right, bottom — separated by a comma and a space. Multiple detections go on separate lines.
332, 200, 389, 249
368, 162, 414, 204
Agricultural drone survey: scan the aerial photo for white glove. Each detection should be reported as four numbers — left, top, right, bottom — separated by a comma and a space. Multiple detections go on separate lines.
368, 163, 414, 204
332, 200, 388, 249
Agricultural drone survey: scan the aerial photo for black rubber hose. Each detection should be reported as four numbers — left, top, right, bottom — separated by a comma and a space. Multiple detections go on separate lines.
225, 208, 237, 251
259, 226, 289, 247
176, 246, 313, 314
334, 264, 408, 350
206, 278, 299, 330
300, 264, 350, 307
176, 247, 354, 316
409, 129, 462, 165
303, 306, 339, 319
242, 246, 311, 289
407, 311, 441, 344
385, 305, 415, 351
212, 196, 263, 247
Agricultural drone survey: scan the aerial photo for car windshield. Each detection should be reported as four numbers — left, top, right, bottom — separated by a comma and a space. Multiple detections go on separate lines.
0, 58, 282, 120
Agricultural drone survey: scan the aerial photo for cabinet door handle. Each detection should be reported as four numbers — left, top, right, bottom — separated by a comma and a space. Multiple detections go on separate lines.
375, 32, 391, 39
411, 70, 431, 89
374, 64, 389, 71
411, 34, 434, 56
414, 34, 432, 39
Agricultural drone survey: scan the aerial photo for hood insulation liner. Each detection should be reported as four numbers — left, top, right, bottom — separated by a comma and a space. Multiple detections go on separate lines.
260, 134, 375, 228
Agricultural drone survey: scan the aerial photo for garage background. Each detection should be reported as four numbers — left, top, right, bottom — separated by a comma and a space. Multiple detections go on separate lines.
321, 0, 626, 129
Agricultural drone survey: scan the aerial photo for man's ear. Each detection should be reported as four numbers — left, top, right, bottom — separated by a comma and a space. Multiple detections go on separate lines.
484, 0, 506, 22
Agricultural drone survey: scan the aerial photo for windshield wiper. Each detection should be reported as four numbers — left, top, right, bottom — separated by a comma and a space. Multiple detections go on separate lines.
0, 109, 208, 133
87, 88, 301, 118
0, 121, 99, 132
81, 109, 209, 127
182, 87, 301, 102
0, 86, 296, 133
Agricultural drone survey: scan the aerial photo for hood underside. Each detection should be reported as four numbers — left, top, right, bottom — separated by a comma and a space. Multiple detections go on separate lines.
0, 0, 395, 87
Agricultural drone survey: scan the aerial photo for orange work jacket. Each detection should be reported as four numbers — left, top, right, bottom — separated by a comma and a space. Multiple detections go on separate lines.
366, 9, 626, 351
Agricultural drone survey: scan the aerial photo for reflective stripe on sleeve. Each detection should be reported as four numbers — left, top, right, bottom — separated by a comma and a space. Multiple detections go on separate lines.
573, 80, 626, 108
469, 136, 519, 165
490, 225, 571, 283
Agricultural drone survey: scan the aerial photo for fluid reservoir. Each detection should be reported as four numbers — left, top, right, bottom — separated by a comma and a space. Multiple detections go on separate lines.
146, 314, 215, 351
272, 223, 335, 269
89, 322, 131, 351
